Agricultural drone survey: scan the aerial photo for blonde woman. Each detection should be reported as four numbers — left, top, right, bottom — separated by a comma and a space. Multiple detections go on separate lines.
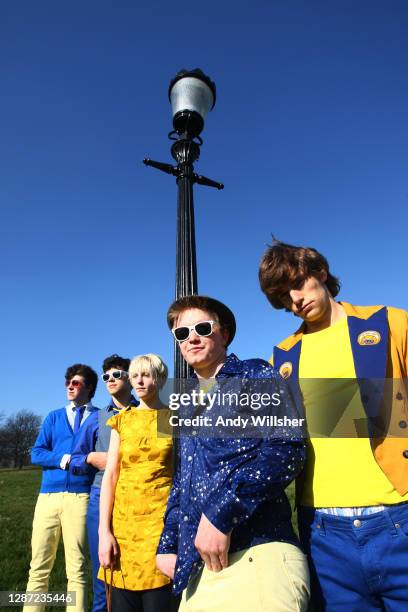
98, 354, 173, 612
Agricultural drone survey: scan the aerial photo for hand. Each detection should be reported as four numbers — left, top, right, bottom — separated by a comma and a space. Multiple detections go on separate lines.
60, 454, 71, 470
98, 530, 119, 568
87, 452, 107, 470
156, 553, 177, 580
194, 513, 231, 572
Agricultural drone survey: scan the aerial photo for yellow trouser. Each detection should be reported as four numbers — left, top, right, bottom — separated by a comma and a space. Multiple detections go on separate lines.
24, 492, 89, 612
180, 542, 310, 612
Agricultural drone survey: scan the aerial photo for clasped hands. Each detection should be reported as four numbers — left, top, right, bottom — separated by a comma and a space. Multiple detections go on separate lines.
156, 513, 231, 579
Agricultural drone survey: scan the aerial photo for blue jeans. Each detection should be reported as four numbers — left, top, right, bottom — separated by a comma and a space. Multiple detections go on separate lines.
298, 504, 408, 611
87, 486, 107, 612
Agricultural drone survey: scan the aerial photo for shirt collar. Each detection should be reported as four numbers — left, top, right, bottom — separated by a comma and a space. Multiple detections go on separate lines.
216, 353, 244, 376
107, 395, 139, 412
191, 353, 243, 379
67, 401, 93, 411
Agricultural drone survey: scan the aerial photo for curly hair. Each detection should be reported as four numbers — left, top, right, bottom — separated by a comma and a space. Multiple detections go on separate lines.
65, 363, 98, 399
102, 354, 130, 374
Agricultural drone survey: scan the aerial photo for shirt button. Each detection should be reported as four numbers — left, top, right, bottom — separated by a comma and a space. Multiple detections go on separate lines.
396, 392, 404, 400
403, 450, 408, 459
399, 421, 407, 429
248, 557, 253, 562
183, 515, 189, 522
353, 519, 362, 528
395, 523, 401, 528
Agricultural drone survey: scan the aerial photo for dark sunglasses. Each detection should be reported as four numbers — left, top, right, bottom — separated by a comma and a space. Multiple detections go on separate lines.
172, 320, 215, 343
65, 379, 84, 388
101, 369, 128, 383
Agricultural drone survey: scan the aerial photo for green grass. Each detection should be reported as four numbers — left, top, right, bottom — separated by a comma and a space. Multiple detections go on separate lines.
0, 470, 297, 611
0, 469, 93, 611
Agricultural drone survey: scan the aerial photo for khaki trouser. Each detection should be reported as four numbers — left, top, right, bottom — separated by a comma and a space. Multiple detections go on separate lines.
24, 492, 89, 612
180, 542, 310, 612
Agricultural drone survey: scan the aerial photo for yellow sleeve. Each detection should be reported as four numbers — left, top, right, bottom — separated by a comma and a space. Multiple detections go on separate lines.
106, 413, 121, 432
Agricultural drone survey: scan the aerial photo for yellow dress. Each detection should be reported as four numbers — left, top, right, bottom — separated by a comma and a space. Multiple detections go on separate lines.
99, 407, 173, 590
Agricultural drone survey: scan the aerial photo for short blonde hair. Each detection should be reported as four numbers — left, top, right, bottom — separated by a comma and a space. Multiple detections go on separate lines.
128, 354, 168, 390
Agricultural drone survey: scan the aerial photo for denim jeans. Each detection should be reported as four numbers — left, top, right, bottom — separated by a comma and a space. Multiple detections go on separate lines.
298, 503, 408, 611
87, 486, 107, 612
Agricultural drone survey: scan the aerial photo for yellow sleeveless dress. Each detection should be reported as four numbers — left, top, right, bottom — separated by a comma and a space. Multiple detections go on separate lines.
98, 407, 173, 590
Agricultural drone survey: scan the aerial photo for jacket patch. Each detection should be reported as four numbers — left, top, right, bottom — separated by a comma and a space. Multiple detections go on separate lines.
357, 330, 381, 346
279, 362, 293, 379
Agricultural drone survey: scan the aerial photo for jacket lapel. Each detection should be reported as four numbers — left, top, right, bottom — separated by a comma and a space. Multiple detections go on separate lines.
347, 307, 388, 380
347, 307, 388, 431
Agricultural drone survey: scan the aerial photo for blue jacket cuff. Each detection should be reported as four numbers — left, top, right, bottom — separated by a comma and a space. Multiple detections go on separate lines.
203, 488, 244, 534
157, 527, 178, 555
70, 455, 92, 476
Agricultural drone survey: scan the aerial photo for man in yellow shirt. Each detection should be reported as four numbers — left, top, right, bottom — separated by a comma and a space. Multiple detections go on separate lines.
259, 239, 408, 611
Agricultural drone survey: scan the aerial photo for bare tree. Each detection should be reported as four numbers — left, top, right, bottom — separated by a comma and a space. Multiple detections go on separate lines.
0, 410, 42, 469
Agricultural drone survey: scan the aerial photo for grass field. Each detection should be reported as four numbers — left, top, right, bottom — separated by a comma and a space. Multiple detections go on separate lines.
0, 469, 296, 611
0, 469, 93, 611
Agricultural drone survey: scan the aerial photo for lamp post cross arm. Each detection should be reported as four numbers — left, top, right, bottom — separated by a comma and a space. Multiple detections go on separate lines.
194, 174, 224, 190
143, 158, 223, 191
143, 158, 178, 177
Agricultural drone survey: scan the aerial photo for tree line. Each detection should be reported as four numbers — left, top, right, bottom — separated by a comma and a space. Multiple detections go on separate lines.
0, 410, 42, 469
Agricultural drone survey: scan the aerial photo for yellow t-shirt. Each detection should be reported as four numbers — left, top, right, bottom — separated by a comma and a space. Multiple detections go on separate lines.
299, 317, 408, 507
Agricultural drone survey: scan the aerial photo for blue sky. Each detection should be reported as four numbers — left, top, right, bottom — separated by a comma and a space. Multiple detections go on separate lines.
1, 1, 407, 418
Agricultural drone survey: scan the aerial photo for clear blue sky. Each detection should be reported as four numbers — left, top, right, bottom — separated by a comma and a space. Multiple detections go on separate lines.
1, 1, 407, 418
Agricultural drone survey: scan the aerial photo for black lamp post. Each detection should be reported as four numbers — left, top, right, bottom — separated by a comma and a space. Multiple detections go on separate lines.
144, 68, 223, 379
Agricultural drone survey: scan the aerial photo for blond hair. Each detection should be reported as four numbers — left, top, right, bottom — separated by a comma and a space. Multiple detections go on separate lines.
128, 354, 168, 390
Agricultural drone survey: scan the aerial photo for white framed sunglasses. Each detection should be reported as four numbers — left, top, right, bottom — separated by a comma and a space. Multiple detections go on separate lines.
101, 369, 128, 382
172, 320, 216, 343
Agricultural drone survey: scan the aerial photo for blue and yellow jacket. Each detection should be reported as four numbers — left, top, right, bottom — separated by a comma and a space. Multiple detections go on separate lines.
272, 302, 408, 495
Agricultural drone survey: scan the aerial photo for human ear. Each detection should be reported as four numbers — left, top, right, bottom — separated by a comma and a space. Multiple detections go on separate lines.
221, 328, 230, 347
319, 270, 328, 283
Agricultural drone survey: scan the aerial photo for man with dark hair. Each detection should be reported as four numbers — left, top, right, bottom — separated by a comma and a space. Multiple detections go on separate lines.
24, 364, 99, 612
259, 239, 408, 610
70, 354, 138, 612
157, 296, 309, 611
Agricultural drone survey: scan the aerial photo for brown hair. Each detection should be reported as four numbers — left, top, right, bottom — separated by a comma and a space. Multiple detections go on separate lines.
167, 295, 236, 346
259, 239, 341, 309
65, 363, 98, 399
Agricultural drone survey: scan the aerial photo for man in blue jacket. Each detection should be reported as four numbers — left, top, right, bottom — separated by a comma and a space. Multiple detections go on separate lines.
24, 363, 99, 612
70, 354, 138, 612
156, 295, 310, 611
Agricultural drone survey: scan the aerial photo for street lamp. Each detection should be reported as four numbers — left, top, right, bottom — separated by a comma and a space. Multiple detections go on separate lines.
144, 68, 223, 379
